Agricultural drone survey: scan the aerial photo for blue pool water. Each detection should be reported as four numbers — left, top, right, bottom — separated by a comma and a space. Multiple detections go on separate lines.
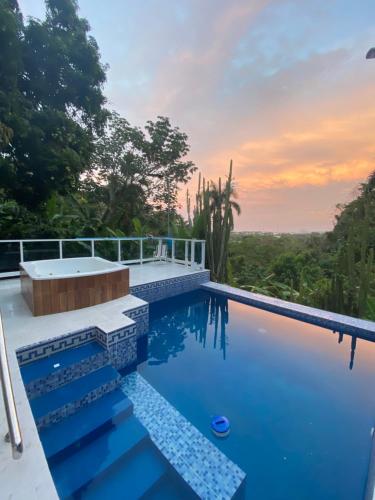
138, 290, 375, 500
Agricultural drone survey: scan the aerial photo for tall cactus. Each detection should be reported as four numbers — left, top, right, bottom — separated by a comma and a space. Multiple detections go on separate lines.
192, 160, 240, 282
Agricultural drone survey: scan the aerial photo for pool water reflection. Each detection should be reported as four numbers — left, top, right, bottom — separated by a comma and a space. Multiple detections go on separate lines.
138, 290, 375, 500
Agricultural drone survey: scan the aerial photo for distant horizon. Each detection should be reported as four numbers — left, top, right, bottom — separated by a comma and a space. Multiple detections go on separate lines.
18, 0, 375, 232
232, 230, 327, 235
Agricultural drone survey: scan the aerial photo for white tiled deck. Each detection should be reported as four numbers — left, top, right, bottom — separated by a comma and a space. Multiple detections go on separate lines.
0, 261, 207, 500
129, 261, 206, 286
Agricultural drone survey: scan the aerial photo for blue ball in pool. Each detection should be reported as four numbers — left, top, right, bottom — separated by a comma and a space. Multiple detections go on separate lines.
211, 416, 230, 437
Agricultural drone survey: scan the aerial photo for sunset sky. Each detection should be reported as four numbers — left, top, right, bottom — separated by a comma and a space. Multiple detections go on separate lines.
19, 0, 375, 232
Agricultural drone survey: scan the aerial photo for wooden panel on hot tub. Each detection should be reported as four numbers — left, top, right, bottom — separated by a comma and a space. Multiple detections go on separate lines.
21, 267, 129, 316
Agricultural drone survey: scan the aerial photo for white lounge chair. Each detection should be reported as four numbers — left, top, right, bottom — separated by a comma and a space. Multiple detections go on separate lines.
153, 242, 168, 262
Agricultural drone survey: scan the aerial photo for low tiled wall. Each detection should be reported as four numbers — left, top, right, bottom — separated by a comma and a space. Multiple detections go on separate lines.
130, 270, 210, 303
125, 304, 149, 338
97, 323, 138, 370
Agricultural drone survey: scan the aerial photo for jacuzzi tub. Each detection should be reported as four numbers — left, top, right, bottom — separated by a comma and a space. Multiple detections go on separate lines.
20, 257, 129, 316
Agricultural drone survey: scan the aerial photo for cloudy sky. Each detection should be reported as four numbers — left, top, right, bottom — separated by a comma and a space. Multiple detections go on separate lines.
19, 0, 375, 232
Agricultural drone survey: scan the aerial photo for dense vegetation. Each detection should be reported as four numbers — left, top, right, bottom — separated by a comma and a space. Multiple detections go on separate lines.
229, 172, 375, 320
0, 0, 195, 239
0, 0, 374, 321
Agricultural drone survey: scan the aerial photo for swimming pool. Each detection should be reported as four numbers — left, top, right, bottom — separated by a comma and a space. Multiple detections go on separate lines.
138, 290, 375, 500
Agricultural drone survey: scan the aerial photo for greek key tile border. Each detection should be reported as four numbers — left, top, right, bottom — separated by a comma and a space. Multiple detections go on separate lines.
17, 323, 138, 375
125, 304, 149, 338
130, 271, 210, 303
16, 327, 97, 366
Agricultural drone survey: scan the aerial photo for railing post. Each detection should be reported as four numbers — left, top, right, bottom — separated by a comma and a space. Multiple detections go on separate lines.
184, 240, 188, 266
117, 239, 121, 262
191, 239, 195, 268
19, 241, 24, 263
59, 240, 63, 259
0, 314, 23, 459
171, 240, 175, 264
140, 239, 144, 264
91, 240, 95, 257
201, 241, 206, 269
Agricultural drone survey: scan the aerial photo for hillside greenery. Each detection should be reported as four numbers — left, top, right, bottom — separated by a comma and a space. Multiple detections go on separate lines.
229, 172, 375, 320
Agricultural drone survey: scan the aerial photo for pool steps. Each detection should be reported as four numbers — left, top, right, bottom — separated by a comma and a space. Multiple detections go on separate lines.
21, 340, 195, 499
30, 364, 122, 428
40, 388, 133, 461
21, 340, 109, 399
20, 341, 106, 384
51, 414, 150, 497
69, 433, 167, 499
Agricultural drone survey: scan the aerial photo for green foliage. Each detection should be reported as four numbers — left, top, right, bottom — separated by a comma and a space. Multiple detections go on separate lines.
229, 171, 375, 320
89, 111, 196, 233
0, 2, 194, 240
0, 0, 107, 208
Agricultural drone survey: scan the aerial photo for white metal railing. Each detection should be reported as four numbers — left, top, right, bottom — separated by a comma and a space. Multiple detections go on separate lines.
0, 237, 206, 278
0, 312, 23, 459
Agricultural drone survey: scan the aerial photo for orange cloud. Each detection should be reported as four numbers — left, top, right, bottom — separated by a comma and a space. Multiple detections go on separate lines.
200, 106, 375, 193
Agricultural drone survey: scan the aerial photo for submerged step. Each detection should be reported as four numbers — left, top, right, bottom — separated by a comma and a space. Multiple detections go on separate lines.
143, 472, 199, 500
51, 415, 149, 499
30, 365, 121, 427
79, 443, 167, 500
40, 389, 133, 460
20, 341, 106, 384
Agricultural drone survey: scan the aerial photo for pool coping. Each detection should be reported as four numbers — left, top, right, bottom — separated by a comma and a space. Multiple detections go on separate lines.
201, 282, 375, 340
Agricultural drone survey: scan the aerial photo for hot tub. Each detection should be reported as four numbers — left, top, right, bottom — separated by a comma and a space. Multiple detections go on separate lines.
20, 257, 129, 316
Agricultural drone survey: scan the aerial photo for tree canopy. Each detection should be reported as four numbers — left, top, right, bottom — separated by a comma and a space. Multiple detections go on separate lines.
87, 112, 196, 233
0, 0, 107, 209
0, 1, 196, 238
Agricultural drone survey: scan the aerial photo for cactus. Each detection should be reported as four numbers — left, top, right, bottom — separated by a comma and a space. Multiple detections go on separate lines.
192, 160, 240, 282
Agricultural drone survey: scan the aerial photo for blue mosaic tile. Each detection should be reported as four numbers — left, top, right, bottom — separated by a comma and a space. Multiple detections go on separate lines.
36, 374, 122, 429
122, 372, 246, 500
130, 271, 210, 303
25, 350, 109, 400
125, 304, 149, 338
108, 336, 137, 370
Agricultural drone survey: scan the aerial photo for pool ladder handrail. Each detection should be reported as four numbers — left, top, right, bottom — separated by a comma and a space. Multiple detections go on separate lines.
0, 311, 23, 459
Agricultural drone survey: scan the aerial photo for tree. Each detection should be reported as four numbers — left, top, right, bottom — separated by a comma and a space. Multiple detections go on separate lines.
90, 112, 196, 233
0, 0, 23, 150
0, 0, 108, 209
